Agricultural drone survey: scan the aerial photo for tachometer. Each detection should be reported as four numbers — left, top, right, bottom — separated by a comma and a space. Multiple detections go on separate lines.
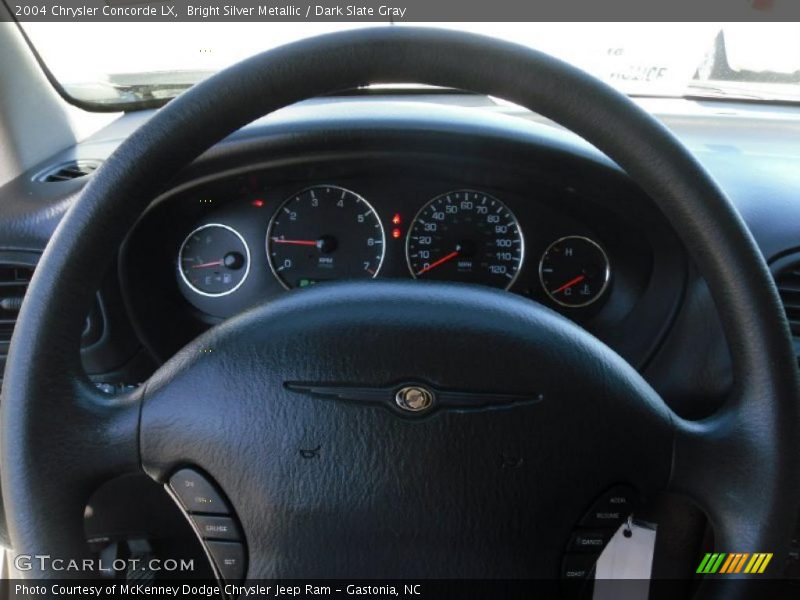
178, 223, 250, 297
406, 190, 524, 289
267, 185, 385, 289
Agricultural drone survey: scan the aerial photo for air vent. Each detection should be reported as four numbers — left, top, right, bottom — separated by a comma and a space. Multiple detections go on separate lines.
772, 255, 800, 368
36, 159, 102, 183
0, 264, 34, 385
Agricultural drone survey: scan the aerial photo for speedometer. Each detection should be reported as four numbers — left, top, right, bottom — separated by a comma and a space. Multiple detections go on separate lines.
406, 190, 524, 289
267, 185, 385, 289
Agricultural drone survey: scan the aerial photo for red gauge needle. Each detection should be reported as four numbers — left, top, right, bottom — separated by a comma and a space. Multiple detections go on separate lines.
271, 238, 318, 247
551, 274, 586, 294
416, 250, 460, 276
191, 260, 224, 269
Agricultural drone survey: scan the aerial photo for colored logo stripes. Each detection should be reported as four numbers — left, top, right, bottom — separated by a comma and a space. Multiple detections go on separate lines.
696, 553, 773, 574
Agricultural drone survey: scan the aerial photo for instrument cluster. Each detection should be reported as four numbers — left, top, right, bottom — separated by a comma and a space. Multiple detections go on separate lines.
120, 152, 684, 369
176, 181, 612, 313
120, 140, 684, 370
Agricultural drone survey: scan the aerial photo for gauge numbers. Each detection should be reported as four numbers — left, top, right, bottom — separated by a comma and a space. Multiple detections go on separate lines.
267, 185, 385, 289
178, 223, 250, 297
406, 190, 524, 289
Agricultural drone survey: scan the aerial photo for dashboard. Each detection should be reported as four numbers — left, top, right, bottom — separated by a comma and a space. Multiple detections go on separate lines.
3, 93, 800, 418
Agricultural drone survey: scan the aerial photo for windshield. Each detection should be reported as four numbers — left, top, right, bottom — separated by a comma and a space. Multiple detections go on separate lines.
19, 22, 800, 108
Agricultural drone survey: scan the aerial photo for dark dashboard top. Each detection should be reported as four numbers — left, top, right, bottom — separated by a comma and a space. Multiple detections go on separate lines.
4, 95, 800, 257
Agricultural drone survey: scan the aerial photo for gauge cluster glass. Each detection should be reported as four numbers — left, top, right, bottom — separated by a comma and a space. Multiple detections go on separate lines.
266, 185, 385, 289
406, 190, 524, 290
539, 236, 611, 307
125, 156, 671, 373
178, 223, 250, 297
174, 183, 613, 315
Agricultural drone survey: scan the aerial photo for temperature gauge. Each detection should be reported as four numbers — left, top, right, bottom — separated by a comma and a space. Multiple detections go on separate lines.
539, 236, 610, 308
178, 223, 250, 297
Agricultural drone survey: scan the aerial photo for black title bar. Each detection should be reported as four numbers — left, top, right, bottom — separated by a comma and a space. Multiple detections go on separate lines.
4, 0, 800, 22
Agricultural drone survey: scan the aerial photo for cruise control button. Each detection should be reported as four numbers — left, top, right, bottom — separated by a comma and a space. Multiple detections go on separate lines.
562, 553, 598, 579
206, 541, 246, 582
169, 469, 230, 515
579, 485, 636, 528
568, 530, 611, 552
192, 515, 240, 541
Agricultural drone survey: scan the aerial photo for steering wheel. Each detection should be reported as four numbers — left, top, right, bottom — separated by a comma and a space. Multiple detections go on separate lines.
2, 28, 798, 594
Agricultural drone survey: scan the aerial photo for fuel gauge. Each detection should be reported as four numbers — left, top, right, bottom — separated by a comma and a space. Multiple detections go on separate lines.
539, 236, 610, 308
178, 223, 250, 297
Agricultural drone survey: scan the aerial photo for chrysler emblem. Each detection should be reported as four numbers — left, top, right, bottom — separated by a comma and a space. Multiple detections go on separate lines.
284, 381, 543, 417
395, 385, 435, 412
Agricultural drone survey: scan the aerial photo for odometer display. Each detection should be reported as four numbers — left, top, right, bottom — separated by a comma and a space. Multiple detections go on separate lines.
406, 190, 524, 289
267, 185, 385, 289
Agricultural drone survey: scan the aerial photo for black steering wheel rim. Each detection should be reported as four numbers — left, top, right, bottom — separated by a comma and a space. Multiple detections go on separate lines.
2, 27, 798, 591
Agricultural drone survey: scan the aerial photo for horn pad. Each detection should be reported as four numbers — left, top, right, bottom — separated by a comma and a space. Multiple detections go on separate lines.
140, 281, 672, 578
